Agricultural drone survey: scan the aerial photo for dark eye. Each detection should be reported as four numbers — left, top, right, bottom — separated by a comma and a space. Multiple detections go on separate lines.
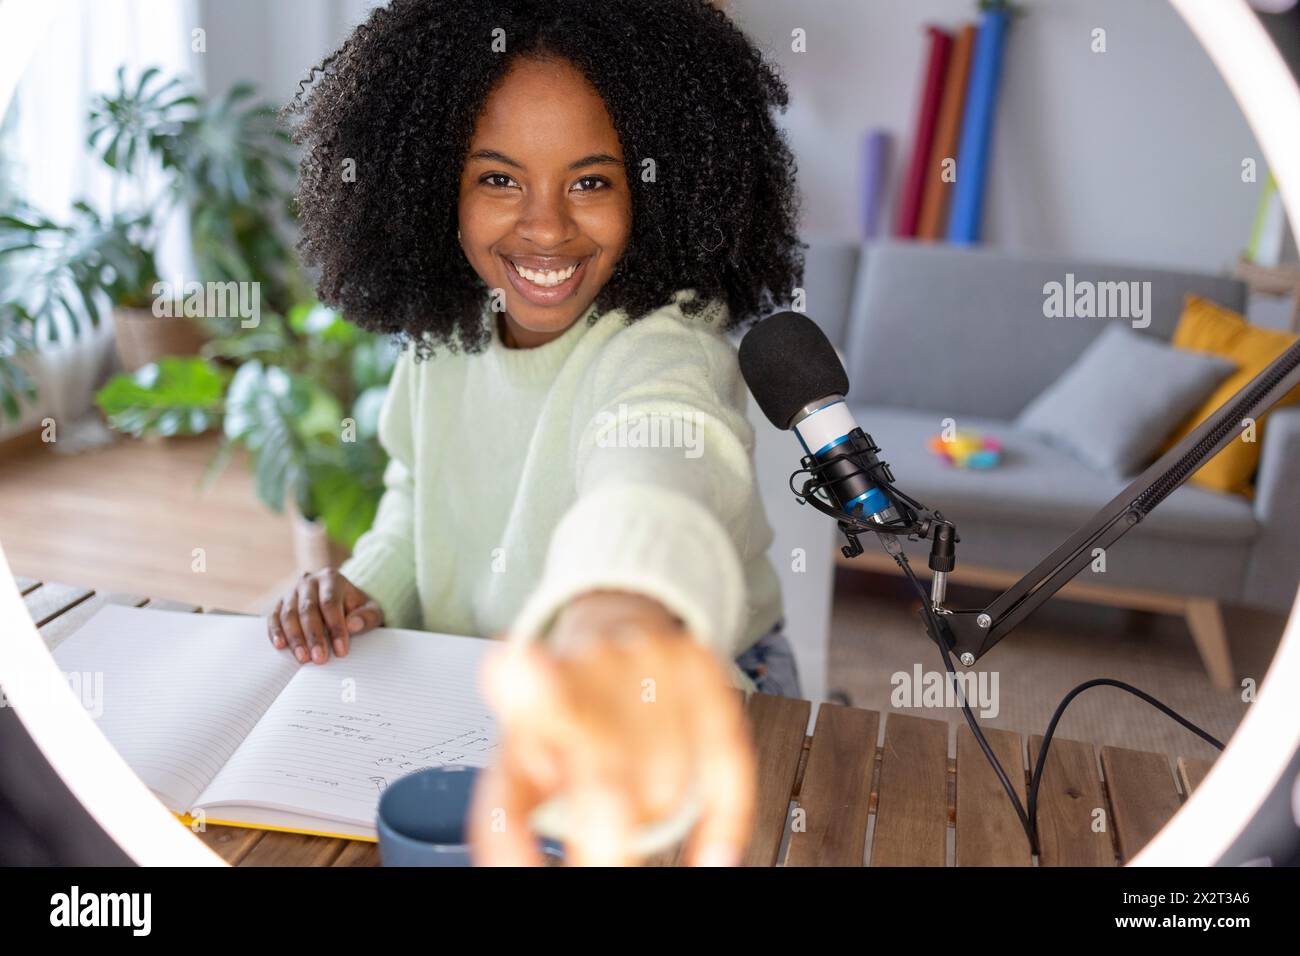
481, 173, 516, 189
574, 176, 609, 192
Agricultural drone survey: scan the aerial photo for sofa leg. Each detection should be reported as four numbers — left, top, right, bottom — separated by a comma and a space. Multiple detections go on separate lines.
1185, 598, 1233, 690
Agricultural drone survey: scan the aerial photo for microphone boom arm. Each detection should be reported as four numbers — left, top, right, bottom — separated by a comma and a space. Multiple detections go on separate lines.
792, 337, 1300, 668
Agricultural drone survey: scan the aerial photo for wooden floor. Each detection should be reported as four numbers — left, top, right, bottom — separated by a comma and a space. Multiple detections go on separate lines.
0, 431, 299, 613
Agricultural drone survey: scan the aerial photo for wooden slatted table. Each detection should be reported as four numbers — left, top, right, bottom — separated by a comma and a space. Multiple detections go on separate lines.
16, 574, 1218, 867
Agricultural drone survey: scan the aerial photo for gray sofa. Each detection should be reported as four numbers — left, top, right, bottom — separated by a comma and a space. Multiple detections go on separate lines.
754, 239, 1300, 692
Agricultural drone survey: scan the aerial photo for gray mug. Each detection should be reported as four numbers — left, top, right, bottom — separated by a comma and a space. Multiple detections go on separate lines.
376, 765, 563, 866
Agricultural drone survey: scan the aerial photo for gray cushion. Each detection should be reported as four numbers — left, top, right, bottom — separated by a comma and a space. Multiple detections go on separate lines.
1013, 323, 1234, 478
848, 404, 1258, 543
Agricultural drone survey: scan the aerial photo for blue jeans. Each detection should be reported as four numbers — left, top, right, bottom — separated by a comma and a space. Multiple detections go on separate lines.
733, 620, 802, 698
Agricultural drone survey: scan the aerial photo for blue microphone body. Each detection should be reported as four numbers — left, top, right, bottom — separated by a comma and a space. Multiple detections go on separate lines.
790, 396, 898, 524
738, 311, 899, 526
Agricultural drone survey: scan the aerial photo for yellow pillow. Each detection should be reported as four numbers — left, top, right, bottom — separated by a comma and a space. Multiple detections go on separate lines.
1163, 294, 1300, 496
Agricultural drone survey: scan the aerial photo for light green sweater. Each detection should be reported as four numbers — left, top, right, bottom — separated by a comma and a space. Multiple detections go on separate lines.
338, 289, 784, 689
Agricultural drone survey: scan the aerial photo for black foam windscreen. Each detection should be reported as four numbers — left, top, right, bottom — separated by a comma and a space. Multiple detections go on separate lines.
738, 311, 850, 430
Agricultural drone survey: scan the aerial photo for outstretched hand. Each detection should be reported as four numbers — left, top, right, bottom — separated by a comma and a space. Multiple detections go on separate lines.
469, 590, 755, 866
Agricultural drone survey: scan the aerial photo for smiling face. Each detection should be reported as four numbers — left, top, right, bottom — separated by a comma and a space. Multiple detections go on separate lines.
458, 56, 633, 349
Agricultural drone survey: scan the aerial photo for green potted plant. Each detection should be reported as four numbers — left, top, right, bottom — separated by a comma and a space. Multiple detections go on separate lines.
94, 301, 397, 565
0, 65, 300, 421
85, 66, 301, 370
0, 201, 157, 422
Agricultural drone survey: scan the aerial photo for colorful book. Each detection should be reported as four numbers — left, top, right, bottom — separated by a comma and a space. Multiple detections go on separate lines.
894, 26, 953, 238
861, 129, 892, 240
51, 604, 499, 841
948, 9, 1012, 244
917, 23, 977, 241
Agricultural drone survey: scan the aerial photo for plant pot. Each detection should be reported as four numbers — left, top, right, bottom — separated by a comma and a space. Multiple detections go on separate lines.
111, 306, 209, 373
288, 500, 352, 574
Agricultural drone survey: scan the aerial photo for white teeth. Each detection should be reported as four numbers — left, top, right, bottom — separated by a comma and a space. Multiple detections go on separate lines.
511, 260, 579, 287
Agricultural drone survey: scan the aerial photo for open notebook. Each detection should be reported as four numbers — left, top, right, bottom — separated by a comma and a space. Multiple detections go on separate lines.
51, 604, 498, 841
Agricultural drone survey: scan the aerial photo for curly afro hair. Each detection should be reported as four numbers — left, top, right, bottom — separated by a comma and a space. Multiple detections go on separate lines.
285, 0, 805, 359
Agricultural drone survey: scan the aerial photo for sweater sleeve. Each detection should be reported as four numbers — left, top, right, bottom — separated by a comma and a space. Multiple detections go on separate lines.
336, 348, 423, 630
509, 310, 759, 662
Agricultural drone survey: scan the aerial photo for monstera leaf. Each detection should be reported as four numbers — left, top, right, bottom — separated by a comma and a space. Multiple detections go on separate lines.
223, 360, 306, 515
94, 356, 227, 437
222, 359, 347, 517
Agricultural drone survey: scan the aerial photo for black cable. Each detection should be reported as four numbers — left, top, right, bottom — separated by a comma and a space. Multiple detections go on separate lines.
887, 544, 1226, 858
892, 550, 1036, 850
790, 451, 1229, 854
1029, 681, 1222, 842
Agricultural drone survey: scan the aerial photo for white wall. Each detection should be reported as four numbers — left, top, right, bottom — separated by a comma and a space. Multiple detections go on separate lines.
197, 0, 1266, 275
198, 0, 382, 107
730, 0, 1266, 274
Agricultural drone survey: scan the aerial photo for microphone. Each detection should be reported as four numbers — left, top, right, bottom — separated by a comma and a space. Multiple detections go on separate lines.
738, 311, 899, 526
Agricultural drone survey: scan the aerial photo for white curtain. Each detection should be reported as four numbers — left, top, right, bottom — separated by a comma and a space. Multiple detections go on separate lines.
1, 0, 201, 450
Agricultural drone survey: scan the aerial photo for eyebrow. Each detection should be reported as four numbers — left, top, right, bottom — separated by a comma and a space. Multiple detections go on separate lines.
467, 149, 623, 171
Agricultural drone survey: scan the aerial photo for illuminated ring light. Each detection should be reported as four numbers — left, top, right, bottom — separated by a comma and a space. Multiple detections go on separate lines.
0, 0, 222, 864
1137, 0, 1300, 865
0, 0, 1296, 866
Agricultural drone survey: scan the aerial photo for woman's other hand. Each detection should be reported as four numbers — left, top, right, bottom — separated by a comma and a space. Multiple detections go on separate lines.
266, 568, 385, 664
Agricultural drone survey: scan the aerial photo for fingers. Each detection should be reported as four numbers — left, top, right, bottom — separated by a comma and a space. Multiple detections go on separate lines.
296, 575, 332, 664
343, 598, 385, 637
483, 645, 574, 787
627, 639, 694, 824
487, 642, 663, 867
266, 570, 376, 664
267, 601, 289, 650
274, 592, 310, 663
318, 573, 350, 658
340, 574, 384, 633
563, 748, 635, 867
468, 753, 546, 867
681, 660, 756, 867
484, 644, 569, 733
473, 643, 619, 868
477, 633, 754, 868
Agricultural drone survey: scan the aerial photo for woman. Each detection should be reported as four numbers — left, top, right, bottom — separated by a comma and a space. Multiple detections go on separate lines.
271, 0, 805, 865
